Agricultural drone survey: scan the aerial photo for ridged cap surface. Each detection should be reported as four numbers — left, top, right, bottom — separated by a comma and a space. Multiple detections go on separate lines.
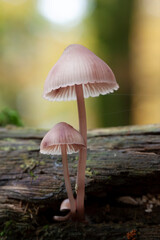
40, 122, 85, 155
43, 44, 119, 101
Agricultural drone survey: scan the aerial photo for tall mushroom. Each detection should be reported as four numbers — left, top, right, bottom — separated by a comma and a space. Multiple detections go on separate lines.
43, 44, 119, 220
40, 122, 85, 220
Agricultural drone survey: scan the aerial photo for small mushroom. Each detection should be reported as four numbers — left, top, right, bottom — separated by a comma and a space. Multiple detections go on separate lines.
40, 122, 85, 220
60, 198, 71, 211
43, 44, 119, 220
54, 199, 76, 222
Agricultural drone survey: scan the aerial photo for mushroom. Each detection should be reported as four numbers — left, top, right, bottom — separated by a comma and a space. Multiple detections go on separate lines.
40, 122, 85, 220
60, 198, 71, 211
43, 44, 119, 220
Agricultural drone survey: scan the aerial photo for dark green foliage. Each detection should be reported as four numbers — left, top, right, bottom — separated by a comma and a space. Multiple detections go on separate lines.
92, 0, 134, 60
0, 108, 23, 127
91, 0, 134, 127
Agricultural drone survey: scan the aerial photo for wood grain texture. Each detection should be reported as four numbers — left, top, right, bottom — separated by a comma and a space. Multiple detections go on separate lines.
0, 124, 160, 239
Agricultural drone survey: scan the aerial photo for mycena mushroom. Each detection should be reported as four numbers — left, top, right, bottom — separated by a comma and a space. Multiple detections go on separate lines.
40, 122, 85, 220
43, 44, 119, 220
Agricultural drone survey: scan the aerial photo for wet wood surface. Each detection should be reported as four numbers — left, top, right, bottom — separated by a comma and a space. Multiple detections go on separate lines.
0, 124, 160, 239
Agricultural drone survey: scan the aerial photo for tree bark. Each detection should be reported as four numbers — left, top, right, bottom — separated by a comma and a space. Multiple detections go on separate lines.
0, 124, 160, 239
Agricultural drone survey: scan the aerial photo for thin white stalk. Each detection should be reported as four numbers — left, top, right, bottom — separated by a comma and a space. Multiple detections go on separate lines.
61, 145, 76, 218
75, 84, 87, 220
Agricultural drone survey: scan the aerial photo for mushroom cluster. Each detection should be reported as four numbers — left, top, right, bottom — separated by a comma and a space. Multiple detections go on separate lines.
40, 44, 119, 221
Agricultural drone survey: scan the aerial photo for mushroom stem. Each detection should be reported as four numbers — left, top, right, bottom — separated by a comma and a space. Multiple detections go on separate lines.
75, 84, 87, 220
61, 145, 76, 218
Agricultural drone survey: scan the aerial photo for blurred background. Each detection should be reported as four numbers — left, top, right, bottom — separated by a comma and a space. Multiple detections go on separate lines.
0, 0, 160, 129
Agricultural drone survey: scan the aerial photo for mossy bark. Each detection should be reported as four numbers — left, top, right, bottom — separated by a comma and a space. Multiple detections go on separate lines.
0, 124, 160, 239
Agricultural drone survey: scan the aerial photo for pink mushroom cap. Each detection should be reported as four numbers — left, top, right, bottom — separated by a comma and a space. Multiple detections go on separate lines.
40, 122, 85, 155
60, 199, 71, 211
43, 44, 119, 101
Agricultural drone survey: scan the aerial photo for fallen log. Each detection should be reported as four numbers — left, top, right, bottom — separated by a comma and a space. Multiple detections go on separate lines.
0, 124, 160, 239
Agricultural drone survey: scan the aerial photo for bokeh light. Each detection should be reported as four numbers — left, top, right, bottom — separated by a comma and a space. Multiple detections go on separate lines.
38, 0, 88, 28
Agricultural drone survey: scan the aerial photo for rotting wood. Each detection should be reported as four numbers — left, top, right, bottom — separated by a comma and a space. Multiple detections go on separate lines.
0, 124, 160, 239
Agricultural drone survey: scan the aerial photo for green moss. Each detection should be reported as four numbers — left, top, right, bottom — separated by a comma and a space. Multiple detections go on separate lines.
107, 176, 112, 181
0, 146, 11, 151
0, 108, 23, 127
0, 220, 14, 238
0, 144, 36, 152
4, 138, 15, 142
27, 146, 37, 151
94, 170, 100, 175
20, 158, 39, 180
20, 158, 38, 169
75, 156, 79, 161
104, 176, 112, 184
29, 170, 37, 180
40, 160, 46, 165
73, 163, 78, 169
43, 225, 49, 230
18, 146, 23, 150
85, 167, 93, 177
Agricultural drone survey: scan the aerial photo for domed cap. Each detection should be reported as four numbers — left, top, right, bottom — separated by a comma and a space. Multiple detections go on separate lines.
40, 122, 85, 155
43, 44, 119, 101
